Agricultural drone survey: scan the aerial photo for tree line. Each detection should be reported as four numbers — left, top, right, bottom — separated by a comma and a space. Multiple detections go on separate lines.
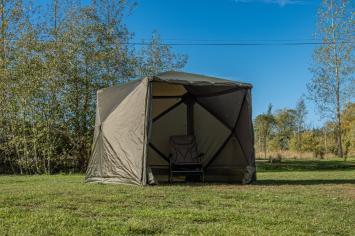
0, 0, 187, 174
0, 0, 353, 174
254, 100, 354, 160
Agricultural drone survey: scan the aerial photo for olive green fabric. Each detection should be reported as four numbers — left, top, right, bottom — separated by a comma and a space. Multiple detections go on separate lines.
86, 78, 150, 185
86, 71, 255, 185
148, 101, 187, 166
155, 71, 252, 88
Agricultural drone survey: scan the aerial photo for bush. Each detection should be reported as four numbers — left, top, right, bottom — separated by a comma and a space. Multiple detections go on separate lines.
314, 146, 325, 159
269, 153, 282, 163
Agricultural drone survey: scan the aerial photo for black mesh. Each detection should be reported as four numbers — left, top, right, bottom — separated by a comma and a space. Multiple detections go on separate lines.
169, 135, 200, 164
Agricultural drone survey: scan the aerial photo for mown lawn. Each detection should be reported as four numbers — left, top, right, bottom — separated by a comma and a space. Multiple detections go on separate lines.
0, 159, 354, 236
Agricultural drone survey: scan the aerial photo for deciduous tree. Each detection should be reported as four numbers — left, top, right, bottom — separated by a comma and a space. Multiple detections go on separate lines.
295, 98, 307, 158
307, 0, 354, 158
254, 104, 275, 159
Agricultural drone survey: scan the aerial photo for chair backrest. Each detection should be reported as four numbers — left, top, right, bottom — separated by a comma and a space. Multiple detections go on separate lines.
169, 135, 200, 164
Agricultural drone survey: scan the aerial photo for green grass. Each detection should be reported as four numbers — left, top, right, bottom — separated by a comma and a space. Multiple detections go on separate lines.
0, 159, 354, 235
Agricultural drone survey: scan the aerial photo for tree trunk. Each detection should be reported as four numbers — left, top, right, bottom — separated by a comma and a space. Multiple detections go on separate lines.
297, 128, 301, 159
0, 0, 5, 62
336, 88, 343, 158
263, 136, 267, 159
331, 0, 343, 158
53, 0, 58, 34
324, 129, 327, 154
335, 51, 343, 158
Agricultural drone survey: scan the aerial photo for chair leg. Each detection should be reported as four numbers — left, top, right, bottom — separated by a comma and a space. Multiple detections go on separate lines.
201, 171, 205, 183
169, 171, 172, 183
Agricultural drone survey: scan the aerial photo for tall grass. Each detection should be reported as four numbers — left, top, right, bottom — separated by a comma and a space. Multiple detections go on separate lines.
255, 151, 342, 160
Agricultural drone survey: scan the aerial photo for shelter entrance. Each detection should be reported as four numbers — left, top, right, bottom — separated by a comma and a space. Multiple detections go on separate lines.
148, 81, 251, 183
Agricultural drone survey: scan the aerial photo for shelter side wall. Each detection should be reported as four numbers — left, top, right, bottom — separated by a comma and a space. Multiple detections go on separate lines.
194, 88, 251, 182
86, 79, 149, 185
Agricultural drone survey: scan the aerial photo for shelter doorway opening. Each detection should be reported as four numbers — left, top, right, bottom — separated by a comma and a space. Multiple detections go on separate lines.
147, 81, 253, 183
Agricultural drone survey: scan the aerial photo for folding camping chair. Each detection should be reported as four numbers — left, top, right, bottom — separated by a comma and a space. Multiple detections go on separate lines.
168, 135, 204, 183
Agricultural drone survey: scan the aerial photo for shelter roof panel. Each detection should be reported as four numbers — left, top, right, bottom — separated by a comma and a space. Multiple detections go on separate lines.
153, 71, 252, 88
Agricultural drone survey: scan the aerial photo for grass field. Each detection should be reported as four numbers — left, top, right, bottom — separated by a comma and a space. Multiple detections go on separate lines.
0, 158, 354, 236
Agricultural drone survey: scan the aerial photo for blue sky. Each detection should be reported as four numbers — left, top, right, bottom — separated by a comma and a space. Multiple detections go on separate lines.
42, 0, 323, 125
125, 0, 322, 125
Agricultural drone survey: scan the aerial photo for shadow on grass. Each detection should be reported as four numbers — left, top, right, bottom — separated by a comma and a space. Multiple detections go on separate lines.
157, 179, 355, 187
255, 179, 355, 186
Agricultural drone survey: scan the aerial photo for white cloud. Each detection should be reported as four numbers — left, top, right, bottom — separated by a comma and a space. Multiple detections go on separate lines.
234, 0, 304, 7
